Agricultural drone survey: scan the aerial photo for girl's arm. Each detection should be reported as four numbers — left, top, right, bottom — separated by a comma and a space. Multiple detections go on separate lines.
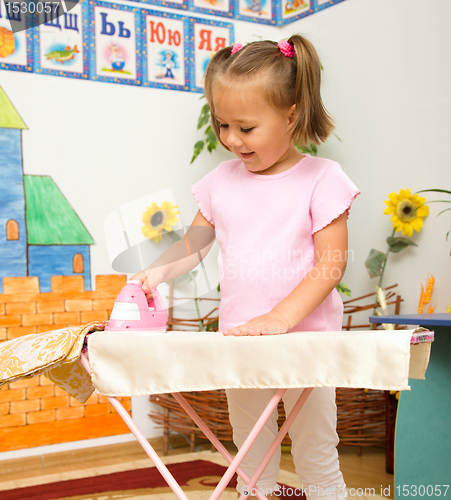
223, 212, 348, 336
131, 210, 215, 292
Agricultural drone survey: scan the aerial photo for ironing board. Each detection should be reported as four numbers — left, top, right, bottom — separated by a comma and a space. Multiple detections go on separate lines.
81, 328, 433, 500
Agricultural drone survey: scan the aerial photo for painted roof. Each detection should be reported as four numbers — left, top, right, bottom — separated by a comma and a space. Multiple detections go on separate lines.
0, 86, 27, 129
24, 175, 94, 245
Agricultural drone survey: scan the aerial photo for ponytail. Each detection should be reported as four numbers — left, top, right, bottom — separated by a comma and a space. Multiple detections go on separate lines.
288, 34, 334, 146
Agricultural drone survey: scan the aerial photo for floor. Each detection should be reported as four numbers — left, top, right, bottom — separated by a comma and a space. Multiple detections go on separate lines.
0, 437, 394, 498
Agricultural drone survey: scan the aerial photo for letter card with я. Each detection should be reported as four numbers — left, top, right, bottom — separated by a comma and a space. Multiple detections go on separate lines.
189, 17, 233, 93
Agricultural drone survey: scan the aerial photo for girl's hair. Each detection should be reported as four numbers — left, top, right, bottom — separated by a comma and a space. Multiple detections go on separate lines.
204, 34, 334, 148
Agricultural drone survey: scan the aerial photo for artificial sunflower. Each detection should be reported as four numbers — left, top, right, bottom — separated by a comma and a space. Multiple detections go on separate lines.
142, 201, 179, 243
384, 188, 429, 237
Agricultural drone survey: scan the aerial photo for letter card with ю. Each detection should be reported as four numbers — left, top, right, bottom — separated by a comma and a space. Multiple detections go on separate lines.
189, 17, 233, 93
89, 0, 142, 86
0, 4, 33, 72
141, 9, 190, 91
33, 0, 89, 79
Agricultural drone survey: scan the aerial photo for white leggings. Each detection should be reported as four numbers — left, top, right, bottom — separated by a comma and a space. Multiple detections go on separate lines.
226, 388, 347, 500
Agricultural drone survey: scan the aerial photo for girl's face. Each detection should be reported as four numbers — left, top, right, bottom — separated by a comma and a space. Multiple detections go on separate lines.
213, 84, 303, 175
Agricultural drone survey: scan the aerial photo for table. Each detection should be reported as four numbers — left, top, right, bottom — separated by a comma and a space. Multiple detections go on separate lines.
369, 314, 451, 498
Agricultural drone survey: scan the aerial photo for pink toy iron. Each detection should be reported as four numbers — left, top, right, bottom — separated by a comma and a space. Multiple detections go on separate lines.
105, 280, 168, 331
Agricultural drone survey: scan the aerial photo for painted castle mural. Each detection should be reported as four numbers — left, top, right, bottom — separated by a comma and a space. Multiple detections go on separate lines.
0, 86, 94, 293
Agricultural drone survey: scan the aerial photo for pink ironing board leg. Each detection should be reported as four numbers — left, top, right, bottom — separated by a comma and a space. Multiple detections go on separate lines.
208, 388, 286, 500
80, 353, 190, 500
81, 353, 313, 500
172, 391, 268, 500
238, 387, 314, 500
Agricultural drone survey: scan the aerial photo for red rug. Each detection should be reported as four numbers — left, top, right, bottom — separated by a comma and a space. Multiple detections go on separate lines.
2, 459, 306, 499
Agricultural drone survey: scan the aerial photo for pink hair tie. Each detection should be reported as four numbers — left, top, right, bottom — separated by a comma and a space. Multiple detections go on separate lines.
278, 40, 295, 58
231, 43, 243, 54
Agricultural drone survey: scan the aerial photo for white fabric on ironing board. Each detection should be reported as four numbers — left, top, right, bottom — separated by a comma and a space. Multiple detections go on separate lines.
87, 329, 431, 397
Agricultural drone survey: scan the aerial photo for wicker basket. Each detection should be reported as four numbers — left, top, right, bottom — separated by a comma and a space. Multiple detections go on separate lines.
150, 284, 402, 473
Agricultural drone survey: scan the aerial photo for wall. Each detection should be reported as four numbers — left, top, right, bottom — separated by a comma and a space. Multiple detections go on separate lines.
280, 1, 451, 309
1, 0, 449, 314
0, 275, 131, 452
0, 0, 450, 455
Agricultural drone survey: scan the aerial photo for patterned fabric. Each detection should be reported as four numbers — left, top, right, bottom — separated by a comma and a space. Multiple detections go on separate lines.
0, 322, 106, 403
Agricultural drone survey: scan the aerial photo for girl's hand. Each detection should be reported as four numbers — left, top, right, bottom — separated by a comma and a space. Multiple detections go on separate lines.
223, 312, 290, 336
130, 269, 163, 294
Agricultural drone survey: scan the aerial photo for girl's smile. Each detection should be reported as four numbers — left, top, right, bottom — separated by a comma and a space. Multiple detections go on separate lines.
213, 86, 304, 175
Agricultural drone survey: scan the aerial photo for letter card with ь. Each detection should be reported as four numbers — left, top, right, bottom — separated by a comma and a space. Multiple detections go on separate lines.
33, 0, 89, 79
0, 1, 33, 72
188, 0, 233, 20
89, 0, 142, 86
141, 9, 190, 91
189, 18, 233, 93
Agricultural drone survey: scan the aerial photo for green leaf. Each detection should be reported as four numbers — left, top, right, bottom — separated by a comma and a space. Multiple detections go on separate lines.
191, 140, 205, 164
197, 112, 210, 130
206, 126, 218, 151
173, 270, 198, 286
417, 189, 451, 196
336, 282, 351, 297
206, 125, 216, 142
206, 319, 219, 331
437, 207, 451, 217
365, 249, 386, 278
386, 236, 418, 253
295, 143, 317, 156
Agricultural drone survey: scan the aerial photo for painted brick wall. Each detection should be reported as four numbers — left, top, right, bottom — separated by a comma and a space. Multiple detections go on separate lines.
0, 274, 132, 452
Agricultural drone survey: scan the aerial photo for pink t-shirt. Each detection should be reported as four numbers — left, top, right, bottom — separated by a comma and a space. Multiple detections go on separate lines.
191, 154, 360, 333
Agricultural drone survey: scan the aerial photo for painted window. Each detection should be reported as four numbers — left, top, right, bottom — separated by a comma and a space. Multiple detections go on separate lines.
6, 220, 19, 240
73, 253, 84, 273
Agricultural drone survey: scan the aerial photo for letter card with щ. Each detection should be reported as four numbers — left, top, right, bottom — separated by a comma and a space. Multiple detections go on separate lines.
189, 18, 233, 93
188, 0, 233, 20
141, 9, 189, 91
89, 0, 142, 85
33, 0, 89, 78
0, 2, 33, 72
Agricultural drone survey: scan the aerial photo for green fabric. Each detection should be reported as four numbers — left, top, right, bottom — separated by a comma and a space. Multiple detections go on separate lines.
0, 86, 27, 129
24, 175, 94, 245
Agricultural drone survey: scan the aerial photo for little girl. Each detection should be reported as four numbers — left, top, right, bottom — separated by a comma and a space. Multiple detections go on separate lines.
133, 35, 360, 500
